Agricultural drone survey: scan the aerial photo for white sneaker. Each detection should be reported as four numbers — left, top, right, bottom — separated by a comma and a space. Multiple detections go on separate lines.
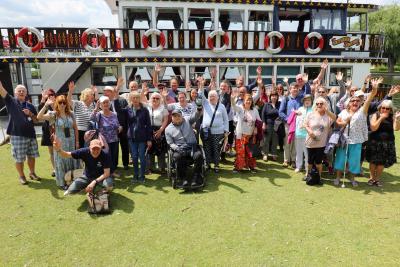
294, 168, 301, 173
63, 190, 71, 196
263, 155, 268, 161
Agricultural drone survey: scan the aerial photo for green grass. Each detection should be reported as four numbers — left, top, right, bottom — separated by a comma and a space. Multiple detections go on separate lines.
1, 134, 400, 266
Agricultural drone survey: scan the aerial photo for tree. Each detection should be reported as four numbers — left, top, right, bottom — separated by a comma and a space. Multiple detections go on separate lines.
369, 5, 400, 72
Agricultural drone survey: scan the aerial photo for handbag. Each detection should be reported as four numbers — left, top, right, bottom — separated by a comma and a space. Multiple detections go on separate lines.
87, 189, 111, 214
306, 165, 321, 186
201, 99, 220, 141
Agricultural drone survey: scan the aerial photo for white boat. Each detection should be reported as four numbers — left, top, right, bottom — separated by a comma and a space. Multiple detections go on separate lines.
0, 0, 386, 110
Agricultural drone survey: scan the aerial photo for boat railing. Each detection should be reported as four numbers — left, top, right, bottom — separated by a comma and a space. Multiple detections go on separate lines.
0, 27, 385, 57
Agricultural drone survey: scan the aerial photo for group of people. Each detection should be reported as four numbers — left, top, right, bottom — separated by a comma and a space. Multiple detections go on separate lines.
1, 60, 400, 199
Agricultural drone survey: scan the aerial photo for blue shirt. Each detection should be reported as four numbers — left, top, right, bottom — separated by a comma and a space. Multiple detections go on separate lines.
71, 148, 111, 180
4, 94, 37, 138
279, 95, 303, 122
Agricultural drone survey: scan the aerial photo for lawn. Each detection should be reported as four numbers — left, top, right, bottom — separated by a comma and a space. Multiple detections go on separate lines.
1, 134, 400, 266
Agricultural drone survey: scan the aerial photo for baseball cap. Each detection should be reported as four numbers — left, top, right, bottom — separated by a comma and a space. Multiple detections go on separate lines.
99, 96, 109, 103
354, 90, 365, 98
171, 109, 182, 116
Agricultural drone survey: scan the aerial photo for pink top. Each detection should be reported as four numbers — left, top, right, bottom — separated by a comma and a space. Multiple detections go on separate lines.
304, 112, 334, 148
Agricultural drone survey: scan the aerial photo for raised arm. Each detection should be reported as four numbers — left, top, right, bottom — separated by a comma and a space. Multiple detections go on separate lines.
67, 81, 75, 107
37, 98, 55, 121
0, 81, 8, 98
362, 77, 381, 115
153, 64, 162, 88
360, 74, 371, 93
313, 59, 328, 85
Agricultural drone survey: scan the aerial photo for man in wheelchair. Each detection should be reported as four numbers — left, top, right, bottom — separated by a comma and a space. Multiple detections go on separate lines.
165, 109, 203, 188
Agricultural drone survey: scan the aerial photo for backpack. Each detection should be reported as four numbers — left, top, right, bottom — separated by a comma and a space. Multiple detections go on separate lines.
306, 165, 321, 186
87, 189, 111, 214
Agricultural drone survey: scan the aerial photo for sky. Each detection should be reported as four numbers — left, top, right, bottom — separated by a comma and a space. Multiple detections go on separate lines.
0, 0, 398, 28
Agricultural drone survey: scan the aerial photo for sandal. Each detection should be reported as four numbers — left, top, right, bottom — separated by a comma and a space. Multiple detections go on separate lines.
19, 176, 28, 185
375, 180, 383, 187
367, 179, 375, 186
29, 173, 41, 181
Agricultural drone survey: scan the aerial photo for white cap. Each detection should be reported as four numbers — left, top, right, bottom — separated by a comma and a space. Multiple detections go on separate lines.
99, 96, 109, 103
354, 90, 365, 98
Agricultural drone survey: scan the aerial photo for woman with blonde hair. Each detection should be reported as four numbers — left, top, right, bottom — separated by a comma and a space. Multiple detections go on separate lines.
38, 95, 80, 190
366, 99, 400, 186
67, 82, 97, 148
304, 97, 336, 177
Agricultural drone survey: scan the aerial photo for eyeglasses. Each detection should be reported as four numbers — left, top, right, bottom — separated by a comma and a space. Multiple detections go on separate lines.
381, 107, 391, 110
316, 103, 324, 106
152, 97, 161, 100
58, 101, 67, 105
318, 91, 326, 94
350, 99, 360, 103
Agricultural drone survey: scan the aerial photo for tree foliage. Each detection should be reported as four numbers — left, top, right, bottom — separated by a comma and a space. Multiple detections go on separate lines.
369, 5, 400, 71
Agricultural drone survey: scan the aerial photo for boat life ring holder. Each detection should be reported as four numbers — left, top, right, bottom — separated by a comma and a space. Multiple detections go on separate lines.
142, 29, 166, 53
16, 27, 44, 53
304, 32, 324, 54
264, 31, 285, 54
81, 28, 107, 53
207, 30, 229, 53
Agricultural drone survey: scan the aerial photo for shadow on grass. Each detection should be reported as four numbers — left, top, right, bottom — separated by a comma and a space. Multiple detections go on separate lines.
320, 169, 400, 194
77, 191, 135, 216
27, 177, 63, 200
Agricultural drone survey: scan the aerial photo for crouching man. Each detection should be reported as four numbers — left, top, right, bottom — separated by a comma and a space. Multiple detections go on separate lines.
165, 109, 203, 187
52, 137, 112, 196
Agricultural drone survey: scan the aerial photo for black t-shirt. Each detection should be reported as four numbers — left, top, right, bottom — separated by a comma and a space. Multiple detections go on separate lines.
71, 148, 111, 180
4, 94, 37, 138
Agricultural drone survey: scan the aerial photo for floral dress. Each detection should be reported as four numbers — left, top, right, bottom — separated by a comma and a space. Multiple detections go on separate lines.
49, 111, 80, 187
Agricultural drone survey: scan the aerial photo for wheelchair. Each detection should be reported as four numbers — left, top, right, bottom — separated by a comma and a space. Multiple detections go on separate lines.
166, 144, 207, 190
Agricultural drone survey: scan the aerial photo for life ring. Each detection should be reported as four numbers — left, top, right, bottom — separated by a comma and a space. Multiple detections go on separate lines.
81, 28, 107, 53
16, 27, 44, 53
264, 31, 285, 54
207, 30, 229, 53
142, 29, 166, 53
304, 32, 324, 55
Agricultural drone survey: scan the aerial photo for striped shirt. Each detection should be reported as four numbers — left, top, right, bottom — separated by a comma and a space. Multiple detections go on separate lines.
72, 100, 95, 131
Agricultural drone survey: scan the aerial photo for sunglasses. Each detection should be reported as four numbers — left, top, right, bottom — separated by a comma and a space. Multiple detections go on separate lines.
152, 97, 161, 100
58, 101, 67, 105
381, 107, 391, 110
318, 91, 326, 94
316, 103, 324, 106
350, 99, 360, 103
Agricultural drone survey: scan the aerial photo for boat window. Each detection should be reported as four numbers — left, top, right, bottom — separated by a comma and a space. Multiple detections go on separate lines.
278, 8, 311, 32
312, 9, 345, 33
276, 66, 300, 84
188, 9, 214, 30
303, 66, 324, 83
126, 9, 151, 29
329, 67, 352, 86
219, 10, 244, 31
248, 11, 273, 31
220, 66, 245, 86
248, 66, 273, 85
156, 9, 183, 30
92, 66, 118, 86
347, 12, 367, 32
189, 66, 213, 87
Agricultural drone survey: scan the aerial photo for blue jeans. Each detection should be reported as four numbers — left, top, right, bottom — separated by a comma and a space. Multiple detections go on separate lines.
129, 140, 146, 180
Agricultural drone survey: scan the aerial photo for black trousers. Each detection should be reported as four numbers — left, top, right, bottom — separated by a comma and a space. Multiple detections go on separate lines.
173, 148, 203, 183
119, 132, 129, 167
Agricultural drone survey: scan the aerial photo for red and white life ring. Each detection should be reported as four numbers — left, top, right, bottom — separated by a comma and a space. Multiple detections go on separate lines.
304, 32, 324, 55
207, 30, 229, 53
142, 29, 166, 53
264, 31, 285, 54
16, 27, 44, 53
81, 28, 107, 53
